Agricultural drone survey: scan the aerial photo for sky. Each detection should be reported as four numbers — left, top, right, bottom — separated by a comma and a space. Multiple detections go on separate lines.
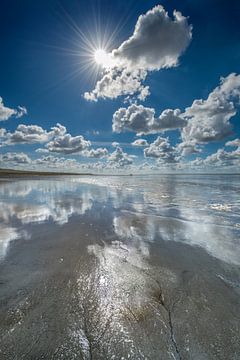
0, 0, 240, 173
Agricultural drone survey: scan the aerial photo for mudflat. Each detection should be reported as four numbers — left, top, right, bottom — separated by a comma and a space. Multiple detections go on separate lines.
0, 175, 239, 359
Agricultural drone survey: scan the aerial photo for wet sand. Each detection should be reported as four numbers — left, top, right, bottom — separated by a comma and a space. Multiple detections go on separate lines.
0, 175, 239, 359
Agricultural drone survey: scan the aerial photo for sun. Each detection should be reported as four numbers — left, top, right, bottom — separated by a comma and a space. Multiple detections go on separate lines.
94, 49, 107, 64
94, 48, 113, 68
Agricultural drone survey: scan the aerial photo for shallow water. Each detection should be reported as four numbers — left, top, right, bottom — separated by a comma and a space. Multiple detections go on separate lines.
0, 175, 239, 359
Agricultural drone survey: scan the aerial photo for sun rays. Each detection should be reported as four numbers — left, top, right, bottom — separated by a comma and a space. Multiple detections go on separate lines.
50, 4, 123, 86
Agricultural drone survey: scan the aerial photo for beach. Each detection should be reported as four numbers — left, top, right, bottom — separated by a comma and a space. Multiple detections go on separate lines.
0, 174, 239, 359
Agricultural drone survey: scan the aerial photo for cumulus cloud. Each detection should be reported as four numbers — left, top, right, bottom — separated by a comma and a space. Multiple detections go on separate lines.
108, 146, 134, 168
0, 128, 6, 143
113, 104, 154, 134
157, 109, 187, 131
177, 141, 201, 156
206, 149, 240, 165
35, 148, 50, 154
144, 136, 178, 163
80, 161, 107, 171
225, 138, 240, 147
0, 152, 81, 171
0, 152, 31, 164
0, 97, 18, 121
181, 73, 240, 144
110, 72, 240, 161
82, 147, 108, 158
5, 123, 66, 145
112, 104, 186, 135
84, 5, 192, 101
112, 142, 120, 147
34, 155, 79, 168
113, 5, 192, 71
15, 106, 27, 119
1, 121, 109, 161
84, 68, 150, 102
131, 139, 149, 147
138, 161, 156, 171
46, 133, 91, 154
0, 97, 27, 121
191, 147, 240, 167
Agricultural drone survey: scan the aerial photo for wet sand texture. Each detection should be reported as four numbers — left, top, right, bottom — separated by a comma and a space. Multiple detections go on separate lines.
0, 175, 239, 359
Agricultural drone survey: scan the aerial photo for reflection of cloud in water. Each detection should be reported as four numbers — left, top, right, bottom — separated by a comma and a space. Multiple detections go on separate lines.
158, 214, 240, 266
0, 181, 33, 198
0, 226, 19, 260
0, 226, 18, 260
0, 176, 240, 358
0, 180, 96, 261
0, 196, 93, 226
0, 187, 94, 227
0, 176, 239, 266
117, 209, 240, 266
113, 215, 156, 257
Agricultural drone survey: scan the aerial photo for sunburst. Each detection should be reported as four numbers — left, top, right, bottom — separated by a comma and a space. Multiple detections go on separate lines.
34, 3, 133, 93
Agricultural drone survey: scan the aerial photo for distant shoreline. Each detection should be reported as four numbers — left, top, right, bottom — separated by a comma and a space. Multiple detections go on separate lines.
0, 168, 240, 177
0, 168, 93, 177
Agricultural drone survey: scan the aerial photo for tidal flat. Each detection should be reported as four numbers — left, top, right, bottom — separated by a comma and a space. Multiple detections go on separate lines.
0, 174, 239, 359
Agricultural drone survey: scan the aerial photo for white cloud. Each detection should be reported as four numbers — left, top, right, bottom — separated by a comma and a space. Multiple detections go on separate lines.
84, 68, 149, 102
112, 104, 186, 135
144, 136, 178, 163
157, 109, 187, 131
177, 141, 201, 156
113, 5, 192, 71
113, 104, 155, 134
35, 148, 50, 154
82, 147, 108, 158
131, 139, 149, 147
112, 73, 240, 148
225, 138, 240, 147
138, 161, 156, 171
80, 161, 107, 171
15, 106, 27, 119
111, 72, 240, 158
108, 146, 134, 168
190, 147, 240, 168
0, 152, 81, 171
34, 155, 79, 168
0, 152, 31, 164
205, 149, 240, 166
109, 72, 240, 160
5, 123, 66, 145
1, 122, 109, 161
0, 97, 17, 121
0, 128, 6, 144
84, 5, 192, 101
0, 97, 27, 121
112, 142, 120, 147
181, 73, 240, 144
46, 133, 91, 154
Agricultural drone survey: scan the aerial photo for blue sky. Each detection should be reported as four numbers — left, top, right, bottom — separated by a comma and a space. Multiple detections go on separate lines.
0, 0, 240, 172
